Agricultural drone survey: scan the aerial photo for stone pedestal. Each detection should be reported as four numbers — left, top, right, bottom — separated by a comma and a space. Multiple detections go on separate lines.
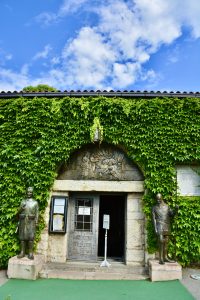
149, 260, 182, 281
7, 255, 44, 280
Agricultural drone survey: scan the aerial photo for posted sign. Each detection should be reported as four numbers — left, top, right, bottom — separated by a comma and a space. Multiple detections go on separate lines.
103, 214, 110, 229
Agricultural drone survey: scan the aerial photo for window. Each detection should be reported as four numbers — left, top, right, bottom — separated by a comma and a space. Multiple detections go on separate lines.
75, 198, 93, 231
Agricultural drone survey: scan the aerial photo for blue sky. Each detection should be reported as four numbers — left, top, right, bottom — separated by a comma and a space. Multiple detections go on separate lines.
0, 0, 200, 91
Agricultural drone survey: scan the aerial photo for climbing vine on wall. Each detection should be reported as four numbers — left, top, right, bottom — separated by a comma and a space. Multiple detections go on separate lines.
0, 96, 200, 268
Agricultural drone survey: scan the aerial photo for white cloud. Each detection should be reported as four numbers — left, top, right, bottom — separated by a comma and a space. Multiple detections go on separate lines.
36, 0, 89, 26
0, 48, 13, 65
58, 0, 89, 16
0, 67, 30, 91
62, 27, 115, 88
167, 46, 180, 64
59, 0, 200, 89
5, 54, 12, 60
0, 66, 63, 92
2, 0, 200, 91
183, 0, 200, 38
51, 56, 60, 65
35, 12, 57, 26
33, 45, 52, 60
112, 62, 141, 87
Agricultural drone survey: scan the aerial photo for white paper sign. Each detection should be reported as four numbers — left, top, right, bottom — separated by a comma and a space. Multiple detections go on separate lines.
54, 205, 64, 214
103, 214, 110, 229
78, 207, 91, 215
54, 198, 65, 206
53, 214, 64, 231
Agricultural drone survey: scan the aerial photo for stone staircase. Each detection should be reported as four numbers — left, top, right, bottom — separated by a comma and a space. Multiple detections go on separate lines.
39, 259, 149, 280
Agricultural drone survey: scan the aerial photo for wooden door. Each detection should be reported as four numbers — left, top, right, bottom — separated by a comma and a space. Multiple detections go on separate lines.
68, 194, 99, 261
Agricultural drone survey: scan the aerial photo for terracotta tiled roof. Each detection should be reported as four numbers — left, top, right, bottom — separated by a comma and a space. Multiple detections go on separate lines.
0, 90, 200, 98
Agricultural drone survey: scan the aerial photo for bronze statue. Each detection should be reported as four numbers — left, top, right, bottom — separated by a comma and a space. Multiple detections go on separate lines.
152, 193, 178, 264
17, 187, 39, 260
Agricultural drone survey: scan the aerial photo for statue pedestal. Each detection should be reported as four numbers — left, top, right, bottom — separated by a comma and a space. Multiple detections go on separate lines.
149, 260, 182, 282
7, 255, 44, 280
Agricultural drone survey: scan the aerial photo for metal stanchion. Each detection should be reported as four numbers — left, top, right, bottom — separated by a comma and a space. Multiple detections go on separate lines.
100, 214, 111, 267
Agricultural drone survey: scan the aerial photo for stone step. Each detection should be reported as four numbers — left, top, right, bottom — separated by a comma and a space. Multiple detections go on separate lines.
39, 261, 149, 280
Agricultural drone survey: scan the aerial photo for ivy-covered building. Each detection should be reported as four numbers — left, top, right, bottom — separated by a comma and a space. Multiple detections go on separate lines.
0, 90, 199, 269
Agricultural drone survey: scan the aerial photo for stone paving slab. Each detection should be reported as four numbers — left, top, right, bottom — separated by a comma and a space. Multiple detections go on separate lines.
0, 270, 8, 287
181, 268, 200, 300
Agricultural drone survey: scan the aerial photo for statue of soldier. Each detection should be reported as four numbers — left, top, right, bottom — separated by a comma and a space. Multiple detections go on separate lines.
152, 193, 178, 265
17, 187, 39, 260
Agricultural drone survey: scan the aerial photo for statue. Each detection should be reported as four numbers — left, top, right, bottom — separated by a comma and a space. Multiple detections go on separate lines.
17, 187, 39, 260
152, 193, 178, 265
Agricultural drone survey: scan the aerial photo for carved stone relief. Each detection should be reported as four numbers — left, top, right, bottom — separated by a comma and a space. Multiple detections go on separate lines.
57, 144, 144, 181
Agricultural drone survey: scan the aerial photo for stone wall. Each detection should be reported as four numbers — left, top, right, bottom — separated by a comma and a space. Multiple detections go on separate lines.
125, 193, 145, 266
36, 191, 69, 263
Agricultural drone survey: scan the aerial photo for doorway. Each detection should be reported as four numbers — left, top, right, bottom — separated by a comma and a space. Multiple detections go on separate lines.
68, 194, 99, 261
98, 194, 125, 260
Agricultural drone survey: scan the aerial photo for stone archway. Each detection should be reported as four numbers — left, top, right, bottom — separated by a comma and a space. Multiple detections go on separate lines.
37, 144, 147, 266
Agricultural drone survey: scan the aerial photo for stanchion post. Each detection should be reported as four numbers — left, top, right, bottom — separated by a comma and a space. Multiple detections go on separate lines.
100, 215, 111, 267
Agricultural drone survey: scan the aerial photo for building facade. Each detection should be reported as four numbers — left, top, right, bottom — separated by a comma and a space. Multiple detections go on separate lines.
0, 90, 199, 268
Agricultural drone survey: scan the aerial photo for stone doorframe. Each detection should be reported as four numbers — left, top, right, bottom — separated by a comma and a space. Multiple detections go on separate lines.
37, 179, 153, 266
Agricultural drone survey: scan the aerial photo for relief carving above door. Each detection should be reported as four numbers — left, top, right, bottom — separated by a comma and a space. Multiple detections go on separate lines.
57, 144, 144, 181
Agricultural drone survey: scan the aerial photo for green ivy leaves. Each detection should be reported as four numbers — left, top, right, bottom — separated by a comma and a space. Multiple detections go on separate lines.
0, 96, 199, 267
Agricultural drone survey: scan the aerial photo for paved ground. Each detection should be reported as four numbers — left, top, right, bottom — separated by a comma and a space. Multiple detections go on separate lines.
0, 270, 8, 287
0, 268, 199, 299
181, 268, 200, 300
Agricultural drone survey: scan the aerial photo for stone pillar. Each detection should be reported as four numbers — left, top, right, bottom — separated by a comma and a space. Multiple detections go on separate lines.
125, 193, 145, 266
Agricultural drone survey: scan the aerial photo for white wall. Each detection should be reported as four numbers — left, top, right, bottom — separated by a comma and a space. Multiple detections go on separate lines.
176, 165, 200, 196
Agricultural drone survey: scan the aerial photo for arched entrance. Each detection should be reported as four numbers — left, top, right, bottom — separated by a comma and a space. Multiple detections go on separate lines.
37, 144, 145, 266
57, 144, 144, 262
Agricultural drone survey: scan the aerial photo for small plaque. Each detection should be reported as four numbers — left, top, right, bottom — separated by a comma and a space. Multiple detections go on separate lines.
103, 214, 110, 229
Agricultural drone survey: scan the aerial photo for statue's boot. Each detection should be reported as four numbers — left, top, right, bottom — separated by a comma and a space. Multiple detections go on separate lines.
17, 241, 25, 258
28, 241, 34, 260
163, 244, 175, 263
159, 260, 165, 265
